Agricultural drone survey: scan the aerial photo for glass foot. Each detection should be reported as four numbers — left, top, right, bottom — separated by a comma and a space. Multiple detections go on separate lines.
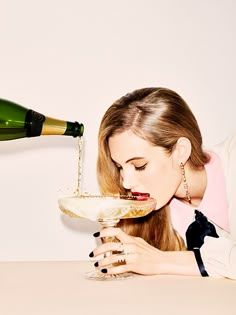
85, 269, 133, 281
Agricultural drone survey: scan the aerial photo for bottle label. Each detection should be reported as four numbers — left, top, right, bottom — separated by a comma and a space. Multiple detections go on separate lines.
25, 110, 45, 137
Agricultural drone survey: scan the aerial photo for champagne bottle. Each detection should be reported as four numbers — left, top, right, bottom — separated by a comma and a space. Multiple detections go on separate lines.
0, 98, 84, 141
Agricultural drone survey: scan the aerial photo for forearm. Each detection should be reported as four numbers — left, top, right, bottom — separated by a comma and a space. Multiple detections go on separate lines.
201, 236, 236, 279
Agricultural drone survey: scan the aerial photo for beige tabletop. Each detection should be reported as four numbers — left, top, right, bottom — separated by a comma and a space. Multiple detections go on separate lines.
0, 260, 235, 315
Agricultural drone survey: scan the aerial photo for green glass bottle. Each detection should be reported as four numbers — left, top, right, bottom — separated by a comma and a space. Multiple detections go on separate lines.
0, 98, 84, 141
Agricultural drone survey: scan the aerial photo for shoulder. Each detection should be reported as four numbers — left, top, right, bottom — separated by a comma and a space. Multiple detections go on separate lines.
212, 133, 236, 152
206, 134, 236, 200
208, 134, 236, 237
208, 134, 236, 170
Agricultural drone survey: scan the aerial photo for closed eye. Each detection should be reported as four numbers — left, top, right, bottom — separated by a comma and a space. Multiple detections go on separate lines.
135, 163, 147, 171
113, 161, 147, 172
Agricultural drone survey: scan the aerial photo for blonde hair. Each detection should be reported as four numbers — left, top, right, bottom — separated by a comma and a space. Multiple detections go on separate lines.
97, 87, 209, 251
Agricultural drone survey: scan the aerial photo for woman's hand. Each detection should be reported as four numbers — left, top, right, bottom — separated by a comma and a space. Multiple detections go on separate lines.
90, 227, 200, 276
89, 227, 168, 276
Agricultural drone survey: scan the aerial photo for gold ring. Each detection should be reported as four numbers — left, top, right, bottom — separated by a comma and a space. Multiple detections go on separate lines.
117, 258, 126, 264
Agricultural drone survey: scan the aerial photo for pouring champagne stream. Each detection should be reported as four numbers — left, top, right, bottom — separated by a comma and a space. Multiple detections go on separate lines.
58, 137, 157, 280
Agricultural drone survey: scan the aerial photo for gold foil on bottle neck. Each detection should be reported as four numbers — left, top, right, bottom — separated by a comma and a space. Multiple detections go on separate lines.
41, 116, 66, 135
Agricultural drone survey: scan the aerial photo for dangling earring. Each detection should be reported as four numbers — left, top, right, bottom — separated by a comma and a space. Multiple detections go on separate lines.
180, 162, 191, 204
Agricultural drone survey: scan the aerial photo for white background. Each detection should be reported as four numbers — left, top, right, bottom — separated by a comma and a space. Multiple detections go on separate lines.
0, 0, 235, 261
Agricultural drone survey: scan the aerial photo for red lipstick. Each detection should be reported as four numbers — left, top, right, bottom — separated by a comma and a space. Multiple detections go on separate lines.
131, 192, 150, 200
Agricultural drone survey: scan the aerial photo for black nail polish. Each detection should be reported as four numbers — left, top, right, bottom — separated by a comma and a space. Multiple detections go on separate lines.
89, 251, 94, 258
94, 261, 99, 267
101, 268, 107, 274
93, 232, 100, 237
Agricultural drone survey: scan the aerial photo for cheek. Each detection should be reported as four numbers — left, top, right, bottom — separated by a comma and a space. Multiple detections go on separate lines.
141, 165, 180, 207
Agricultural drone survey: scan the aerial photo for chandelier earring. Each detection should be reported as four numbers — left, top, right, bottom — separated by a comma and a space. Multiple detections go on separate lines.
180, 162, 191, 204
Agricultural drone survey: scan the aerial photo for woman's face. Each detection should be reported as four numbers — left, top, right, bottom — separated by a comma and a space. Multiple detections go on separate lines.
108, 130, 182, 209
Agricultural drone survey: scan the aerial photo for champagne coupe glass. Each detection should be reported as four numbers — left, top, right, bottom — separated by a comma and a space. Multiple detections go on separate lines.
58, 194, 156, 281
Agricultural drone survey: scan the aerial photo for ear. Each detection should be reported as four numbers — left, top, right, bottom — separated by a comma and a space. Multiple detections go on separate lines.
173, 137, 192, 165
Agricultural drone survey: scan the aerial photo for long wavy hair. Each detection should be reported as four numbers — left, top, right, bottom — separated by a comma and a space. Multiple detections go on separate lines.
97, 87, 209, 251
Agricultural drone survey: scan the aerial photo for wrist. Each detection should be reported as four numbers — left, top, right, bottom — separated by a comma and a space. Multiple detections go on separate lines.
159, 250, 201, 276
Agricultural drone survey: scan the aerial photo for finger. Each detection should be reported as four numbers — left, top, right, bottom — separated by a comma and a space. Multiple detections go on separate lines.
100, 263, 134, 275
92, 242, 137, 262
92, 241, 127, 258
95, 252, 132, 268
98, 227, 132, 243
91, 242, 120, 258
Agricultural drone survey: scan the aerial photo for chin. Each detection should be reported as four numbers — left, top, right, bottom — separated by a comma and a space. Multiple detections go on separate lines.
151, 197, 166, 210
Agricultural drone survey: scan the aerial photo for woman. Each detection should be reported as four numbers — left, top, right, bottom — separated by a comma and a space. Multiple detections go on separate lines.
90, 87, 236, 279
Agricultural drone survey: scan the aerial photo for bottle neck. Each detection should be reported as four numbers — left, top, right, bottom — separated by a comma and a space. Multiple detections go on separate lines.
41, 116, 84, 137
41, 116, 67, 136
26, 110, 84, 137
64, 121, 84, 137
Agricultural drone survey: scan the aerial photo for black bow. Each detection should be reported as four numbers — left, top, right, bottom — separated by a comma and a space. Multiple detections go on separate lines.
186, 210, 219, 250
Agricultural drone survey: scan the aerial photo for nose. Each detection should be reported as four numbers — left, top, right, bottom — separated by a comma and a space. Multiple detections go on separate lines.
123, 179, 132, 190
121, 170, 136, 190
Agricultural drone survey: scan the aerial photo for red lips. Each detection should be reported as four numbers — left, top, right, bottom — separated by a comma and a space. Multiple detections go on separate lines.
131, 192, 150, 201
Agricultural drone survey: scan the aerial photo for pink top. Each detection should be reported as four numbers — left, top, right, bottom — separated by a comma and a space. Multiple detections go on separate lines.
169, 152, 230, 240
